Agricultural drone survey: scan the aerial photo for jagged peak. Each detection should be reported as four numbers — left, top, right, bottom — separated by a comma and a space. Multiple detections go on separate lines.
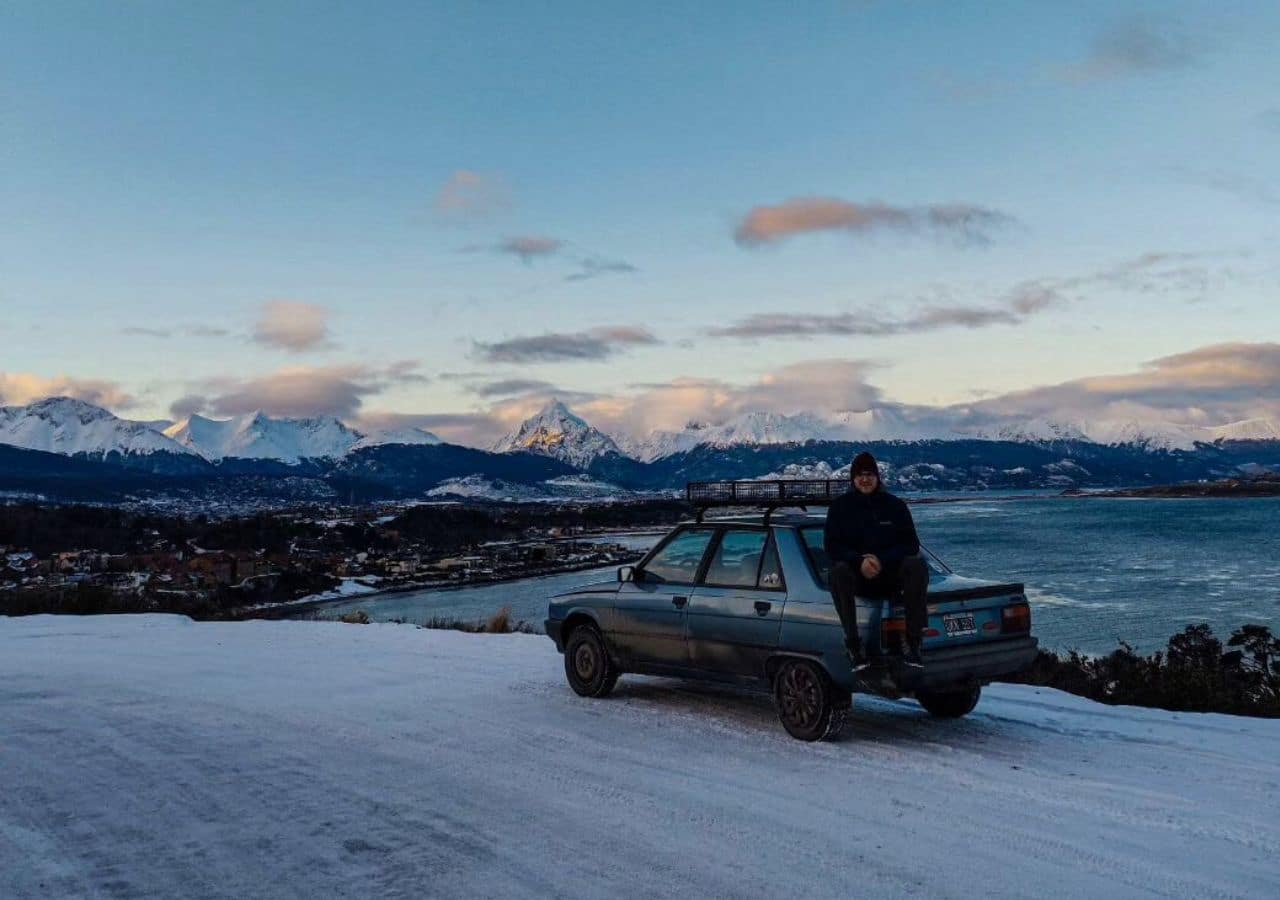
493, 400, 622, 468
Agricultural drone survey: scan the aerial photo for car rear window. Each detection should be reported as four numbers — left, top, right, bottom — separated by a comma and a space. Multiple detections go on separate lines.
703, 529, 768, 588
800, 527, 833, 587
800, 526, 947, 586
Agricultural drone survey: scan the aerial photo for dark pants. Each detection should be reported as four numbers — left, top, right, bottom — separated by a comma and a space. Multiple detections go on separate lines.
830, 556, 930, 653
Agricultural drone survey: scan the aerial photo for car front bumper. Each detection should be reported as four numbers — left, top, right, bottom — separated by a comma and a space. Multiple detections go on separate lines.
545, 618, 564, 652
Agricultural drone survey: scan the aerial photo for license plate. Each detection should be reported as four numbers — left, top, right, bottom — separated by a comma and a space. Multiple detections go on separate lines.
943, 612, 977, 637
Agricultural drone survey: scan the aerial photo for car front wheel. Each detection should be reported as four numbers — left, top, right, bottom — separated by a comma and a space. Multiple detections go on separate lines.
564, 625, 619, 698
773, 659, 850, 741
916, 685, 981, 718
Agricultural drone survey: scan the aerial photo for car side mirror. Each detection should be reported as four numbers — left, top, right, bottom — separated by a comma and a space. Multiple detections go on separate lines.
618, 565, 637, 583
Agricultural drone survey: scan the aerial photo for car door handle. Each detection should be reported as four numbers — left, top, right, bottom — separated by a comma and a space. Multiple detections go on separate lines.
754, 600, 772, 615
672, 596, 688, 608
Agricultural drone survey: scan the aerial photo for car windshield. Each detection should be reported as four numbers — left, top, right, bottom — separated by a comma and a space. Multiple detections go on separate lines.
799, 526, 950, 587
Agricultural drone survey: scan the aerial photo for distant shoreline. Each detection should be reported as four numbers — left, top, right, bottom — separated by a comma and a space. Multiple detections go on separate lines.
1064, 479, 1280, 499
245, 555, 634, 620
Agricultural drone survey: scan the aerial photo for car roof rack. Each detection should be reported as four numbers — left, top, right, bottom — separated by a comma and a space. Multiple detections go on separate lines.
686, 479, 847, 523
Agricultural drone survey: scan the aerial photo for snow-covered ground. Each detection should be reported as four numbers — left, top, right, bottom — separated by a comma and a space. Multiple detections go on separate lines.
2, 615, 1277, 899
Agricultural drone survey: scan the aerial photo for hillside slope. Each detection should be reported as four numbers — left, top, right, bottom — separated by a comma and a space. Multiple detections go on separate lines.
1, 615, 1276, 899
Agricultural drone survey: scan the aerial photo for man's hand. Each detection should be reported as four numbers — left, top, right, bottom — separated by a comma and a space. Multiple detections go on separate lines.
860, 555, 882, 579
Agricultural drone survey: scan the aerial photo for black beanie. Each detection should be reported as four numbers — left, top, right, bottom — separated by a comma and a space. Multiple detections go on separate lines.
851, 451, 879, 479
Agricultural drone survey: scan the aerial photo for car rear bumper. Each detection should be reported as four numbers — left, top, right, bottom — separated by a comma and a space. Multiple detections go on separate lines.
903, 635, 1038, 692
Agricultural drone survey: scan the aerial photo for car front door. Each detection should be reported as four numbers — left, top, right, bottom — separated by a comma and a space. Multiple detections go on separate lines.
686, 528, 786, 677
613, 526, 716, 670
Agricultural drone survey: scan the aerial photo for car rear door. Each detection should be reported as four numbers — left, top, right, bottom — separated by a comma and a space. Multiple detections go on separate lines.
686, 527, 786, 677
613, 526, 716, 670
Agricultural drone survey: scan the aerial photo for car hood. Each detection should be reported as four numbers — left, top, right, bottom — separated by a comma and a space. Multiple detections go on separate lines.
550, 578, 620, 600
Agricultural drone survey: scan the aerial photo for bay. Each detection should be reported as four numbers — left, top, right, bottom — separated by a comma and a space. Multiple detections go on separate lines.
306, 497, 1280, 653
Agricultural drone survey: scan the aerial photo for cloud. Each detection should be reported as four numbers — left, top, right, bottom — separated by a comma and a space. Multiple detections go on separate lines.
123, 325, 231, 339
1059, 16, 1200, 83
252, 301, 332, 352
472, 378, 559, 398
434, 170, 511, 222
1171, 167, 1280, 208
168, 394, 209, 420
711, 251, 1234, 343
572, 359, 884, 440
474, 326, 660, 364
565, 258, 639, 282
0, 372, 135, 410
186, 325, 231, 338
496, 236, 564, 263
710, 305, 1022, 339
184, 361, 428, 420
963, 342, 1280, 425
733, 197, 1012, 248
355, 410, 501, 448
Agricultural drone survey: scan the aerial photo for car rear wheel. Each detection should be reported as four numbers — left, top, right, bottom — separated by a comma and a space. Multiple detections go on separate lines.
916, 685, 981, 718
773, 659, 850, 741
564, 625, 619, 698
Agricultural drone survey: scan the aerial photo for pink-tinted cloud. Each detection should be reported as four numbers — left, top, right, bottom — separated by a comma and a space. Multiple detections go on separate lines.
434, 170, 511, 222
252, 301, 332, 353
573, 359, 883, 439
183, 361, 428, 420
964, 342, 1280, 425
497, 235, 564, 263
733, 197, 1011, 247
0, 372, 135, 410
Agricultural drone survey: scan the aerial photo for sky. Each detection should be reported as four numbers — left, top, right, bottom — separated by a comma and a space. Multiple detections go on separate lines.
2, 1, 1279, 445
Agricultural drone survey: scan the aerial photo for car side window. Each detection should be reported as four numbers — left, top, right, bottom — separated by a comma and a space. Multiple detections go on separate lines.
642, 528, 715, 584
758, 536, 784, 590
702, 529, 768, 588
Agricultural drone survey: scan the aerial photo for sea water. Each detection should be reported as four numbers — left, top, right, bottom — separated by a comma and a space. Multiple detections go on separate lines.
309, 497, 1280, 654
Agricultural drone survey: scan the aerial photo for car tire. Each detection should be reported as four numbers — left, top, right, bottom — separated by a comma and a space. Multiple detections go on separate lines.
916, 685, 981, 718
564, 624, 619, 698
773, 658, 850, 741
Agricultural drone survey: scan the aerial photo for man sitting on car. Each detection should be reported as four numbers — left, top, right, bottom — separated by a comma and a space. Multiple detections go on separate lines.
824, 451, 929, 671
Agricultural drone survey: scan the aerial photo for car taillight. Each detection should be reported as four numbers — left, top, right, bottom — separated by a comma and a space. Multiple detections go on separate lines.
1001, 602, 1031, 634
881, 617, 906, 648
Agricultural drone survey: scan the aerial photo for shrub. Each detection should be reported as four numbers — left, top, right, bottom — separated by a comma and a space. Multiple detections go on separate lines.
485, 605, 512, 634
419, 607, 538, 635
1002, 623, 1280, 718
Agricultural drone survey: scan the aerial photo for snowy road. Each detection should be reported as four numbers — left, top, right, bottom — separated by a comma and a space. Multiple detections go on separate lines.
2, 616, 1278, 899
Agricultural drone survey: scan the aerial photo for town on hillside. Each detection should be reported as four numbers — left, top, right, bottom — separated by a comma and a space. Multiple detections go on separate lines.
0, 500, 683, 620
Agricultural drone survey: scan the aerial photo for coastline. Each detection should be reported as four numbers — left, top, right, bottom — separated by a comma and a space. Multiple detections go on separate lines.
240, 554, 634, 620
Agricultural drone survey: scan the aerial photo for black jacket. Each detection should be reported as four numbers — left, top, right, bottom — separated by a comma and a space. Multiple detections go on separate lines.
823, 486, 920, 595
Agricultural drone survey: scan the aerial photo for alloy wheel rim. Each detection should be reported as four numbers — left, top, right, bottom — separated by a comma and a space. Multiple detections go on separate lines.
573, 642, 597, 681
780, 666, 820, 729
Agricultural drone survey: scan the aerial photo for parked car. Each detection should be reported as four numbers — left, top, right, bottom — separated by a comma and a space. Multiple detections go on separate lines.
545, 481, 1037, 741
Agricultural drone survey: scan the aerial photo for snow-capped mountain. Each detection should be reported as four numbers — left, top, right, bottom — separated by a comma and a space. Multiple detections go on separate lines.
1208, 418, 1280, 442
492, 400, 623, 469
963, 418, 1213, 451
623, 412, 837, 462
425, 473, 633, 502
164, 412, 362, 464
352, 426, 442, 451
0, 397, 197, 458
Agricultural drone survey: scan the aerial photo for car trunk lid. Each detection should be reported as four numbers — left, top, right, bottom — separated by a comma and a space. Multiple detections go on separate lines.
919, 574, 1027, 649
